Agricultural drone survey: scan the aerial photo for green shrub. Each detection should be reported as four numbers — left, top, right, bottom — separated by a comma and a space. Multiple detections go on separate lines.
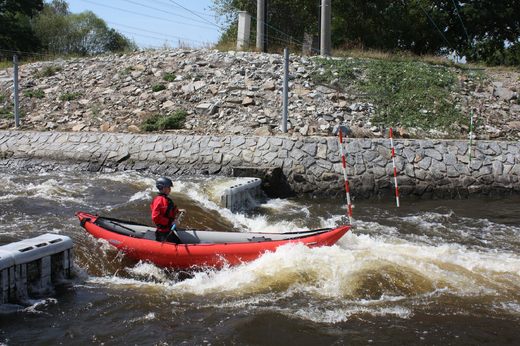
312, 57, 464, 133
141, 110, 187, 132
60, 92, 81, 101
0, 93, 5, 103
362, 59, 461, 131
120, 66, 135, 76
35, 65, 62, 78
152, 83, 166, 92
0, 106, 12, 119
163, 72, 176, 82
23, 89, 45, 99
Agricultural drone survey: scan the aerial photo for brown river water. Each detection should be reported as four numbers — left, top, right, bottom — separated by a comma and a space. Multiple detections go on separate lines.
0, 170, 519, 345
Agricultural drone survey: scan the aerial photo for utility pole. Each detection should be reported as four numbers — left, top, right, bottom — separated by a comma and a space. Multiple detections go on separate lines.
320, 0, 331, 56
256, 0, 266, 52
13, 55, 20, 128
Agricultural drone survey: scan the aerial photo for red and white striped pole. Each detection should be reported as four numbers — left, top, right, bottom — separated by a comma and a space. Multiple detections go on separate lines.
389, 127, 400, 207
338, 130, 353, 224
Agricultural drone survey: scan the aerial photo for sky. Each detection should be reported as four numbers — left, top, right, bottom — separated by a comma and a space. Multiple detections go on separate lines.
66, 0, 224, 48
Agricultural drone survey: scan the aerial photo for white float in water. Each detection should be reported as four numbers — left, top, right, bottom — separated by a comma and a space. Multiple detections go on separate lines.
0, 234, 73, 304
219, 178, 263, 212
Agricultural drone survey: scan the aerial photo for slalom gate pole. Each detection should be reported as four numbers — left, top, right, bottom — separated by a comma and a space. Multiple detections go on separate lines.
389, 128, 400, 207
338, 130, 353, 224
468, 110, 474, 165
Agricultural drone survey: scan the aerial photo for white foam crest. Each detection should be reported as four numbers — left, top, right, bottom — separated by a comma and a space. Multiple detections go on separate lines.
168, 244, 358, 298
126, 261, 169, 282
495, 302, 520, 315
167, 232, 520, 300
205, 177, 258, 201
22, 298, 58, 314
233, 213, 306, 233
0, 194, 18, 201
96, 172, 155, 186
25, 178, 86, 204
172, 180, 305, 233
88, 275, 165, 289
343, 232, 520, 292
260, 198, 310, 217
399, 211, 455, 232
349, 218, 400, 236
199, 293, 286, 310
129, 189, 153, 202
290, 304, 412, 323
127, 312, 156, 324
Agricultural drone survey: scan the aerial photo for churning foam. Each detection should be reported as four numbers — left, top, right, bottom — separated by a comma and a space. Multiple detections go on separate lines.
171, 179, 309, 233
87, 229, 520, 323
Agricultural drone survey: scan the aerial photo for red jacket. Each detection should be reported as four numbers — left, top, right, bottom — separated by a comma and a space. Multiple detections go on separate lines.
150, 193, 179, 233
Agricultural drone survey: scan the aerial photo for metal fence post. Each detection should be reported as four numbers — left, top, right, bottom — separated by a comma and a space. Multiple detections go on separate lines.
13, 55, 20, 128
281, 47, 289, 133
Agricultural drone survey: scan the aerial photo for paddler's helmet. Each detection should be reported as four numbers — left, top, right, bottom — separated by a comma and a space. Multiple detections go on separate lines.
156, 177, 173, 191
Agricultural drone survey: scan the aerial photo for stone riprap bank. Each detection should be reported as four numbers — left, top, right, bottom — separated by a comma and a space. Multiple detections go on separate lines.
1, 131, 519, 198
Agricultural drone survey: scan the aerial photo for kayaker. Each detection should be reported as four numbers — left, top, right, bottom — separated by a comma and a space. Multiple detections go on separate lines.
151, 177, 185, 243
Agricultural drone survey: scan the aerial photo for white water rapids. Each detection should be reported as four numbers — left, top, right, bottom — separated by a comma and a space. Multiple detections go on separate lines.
0, 171, 519, 328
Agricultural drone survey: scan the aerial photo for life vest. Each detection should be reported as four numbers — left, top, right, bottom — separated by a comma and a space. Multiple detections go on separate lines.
151, 193, 177, 232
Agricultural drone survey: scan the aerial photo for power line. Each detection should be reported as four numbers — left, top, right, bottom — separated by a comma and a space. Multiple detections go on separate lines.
154, 0, 217, 19
120, 0, 211, 27
107, 22, 211, 45
450, 0, 471, 44
416, 1, 455, 53
249, 16, 321, 54
167, 0, 223, 29
82, 0, 217, 31
0, 48, 54, 58
238, 0, 321, 53
118, 30, 208, 48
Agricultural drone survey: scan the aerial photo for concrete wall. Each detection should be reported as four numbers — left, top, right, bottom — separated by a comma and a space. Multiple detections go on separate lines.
1, 130, 519, 198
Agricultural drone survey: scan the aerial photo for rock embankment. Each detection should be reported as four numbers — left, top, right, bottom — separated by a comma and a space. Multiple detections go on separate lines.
0, 49, 519, 140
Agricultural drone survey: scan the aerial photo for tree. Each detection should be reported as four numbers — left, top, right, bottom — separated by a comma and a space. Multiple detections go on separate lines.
0, 0, 44, 58
32, 1, 136, 56
212, 0, 520, 66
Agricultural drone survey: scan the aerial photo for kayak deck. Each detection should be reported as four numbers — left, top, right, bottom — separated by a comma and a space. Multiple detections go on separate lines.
93, 215, 334, 244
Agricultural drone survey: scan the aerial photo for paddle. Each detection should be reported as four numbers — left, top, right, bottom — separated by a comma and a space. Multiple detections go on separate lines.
162, 210, 185, 244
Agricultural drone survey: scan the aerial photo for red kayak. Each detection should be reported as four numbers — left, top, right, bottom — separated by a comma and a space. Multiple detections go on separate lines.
76, 211, 350, 270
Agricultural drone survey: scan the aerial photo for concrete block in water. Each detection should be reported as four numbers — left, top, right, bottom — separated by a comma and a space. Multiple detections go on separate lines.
0, 234, 73, 303
0, 250, 15, 304
220, 178, 263, 212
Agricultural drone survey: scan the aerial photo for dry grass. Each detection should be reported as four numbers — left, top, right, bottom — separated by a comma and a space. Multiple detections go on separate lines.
332, 48, 464, 67
484, 65, 520, 73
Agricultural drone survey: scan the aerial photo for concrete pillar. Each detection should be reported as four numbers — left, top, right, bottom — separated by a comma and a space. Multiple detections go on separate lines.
237, 11, 252, 50
320, 0, 331, 56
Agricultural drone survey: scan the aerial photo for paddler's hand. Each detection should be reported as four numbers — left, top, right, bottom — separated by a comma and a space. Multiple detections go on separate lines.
176, 209, 186, 222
